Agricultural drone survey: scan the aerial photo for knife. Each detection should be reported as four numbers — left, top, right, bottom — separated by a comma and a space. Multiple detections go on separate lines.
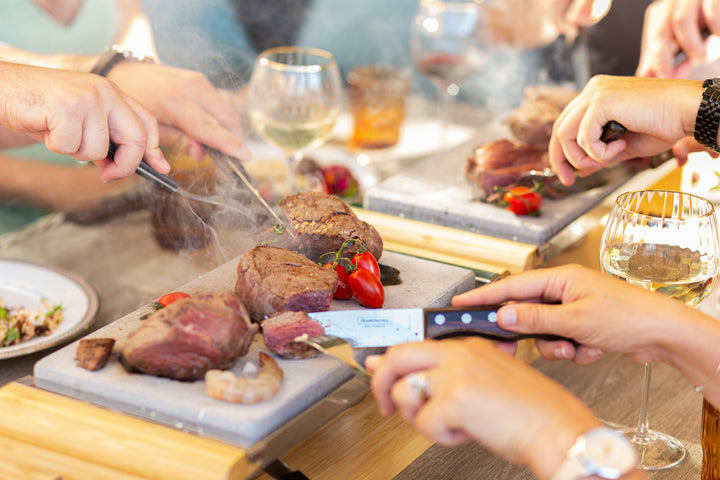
306, 306, 569, 348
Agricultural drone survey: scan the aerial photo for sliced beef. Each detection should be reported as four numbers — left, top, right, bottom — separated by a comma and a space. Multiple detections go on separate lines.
262, 311, 325, 359
465, 139, 548, 201
235, 245, 338, 323
76, 338, 116, 371
257, 191, 383, 263
121, 291, 257, 381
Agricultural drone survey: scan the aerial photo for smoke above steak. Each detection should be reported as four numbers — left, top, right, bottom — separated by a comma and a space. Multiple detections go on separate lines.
262, 311, 325, 359
235, 245, 338, 323
121, 291, 257, 381
258, 191, 383, 263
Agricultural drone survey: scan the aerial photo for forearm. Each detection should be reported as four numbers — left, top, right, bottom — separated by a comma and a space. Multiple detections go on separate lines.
656, 305, 720, 408
0, 45, 96, 72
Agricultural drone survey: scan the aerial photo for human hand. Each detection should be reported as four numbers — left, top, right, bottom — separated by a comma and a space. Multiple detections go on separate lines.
366, 338, 602, 479
107, 61, 251, 162
561, 0, 613, 27
636, 0, 720, 78
452, 264, 700, 365
0, 62, 168, 182
548, 75, 702, 185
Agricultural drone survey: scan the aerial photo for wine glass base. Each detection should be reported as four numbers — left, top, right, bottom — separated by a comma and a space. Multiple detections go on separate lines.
620, 427, 686, 470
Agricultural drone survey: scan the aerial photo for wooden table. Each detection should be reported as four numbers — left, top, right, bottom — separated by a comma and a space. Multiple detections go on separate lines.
0, 166, 687, 479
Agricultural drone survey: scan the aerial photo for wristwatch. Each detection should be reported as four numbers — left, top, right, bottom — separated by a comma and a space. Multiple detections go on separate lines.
550, 427, 637, 480
90, 45, 155, 78
694, 77, 720, 153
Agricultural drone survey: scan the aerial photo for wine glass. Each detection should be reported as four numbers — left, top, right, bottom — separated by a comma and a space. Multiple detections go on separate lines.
599, 189, 720, 470
411, 0, 487, 148
247, 47, 342, 195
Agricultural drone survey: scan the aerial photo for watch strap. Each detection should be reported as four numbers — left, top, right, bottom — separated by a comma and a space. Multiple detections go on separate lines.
694, 78, 720, 152
91, 45, 154, 78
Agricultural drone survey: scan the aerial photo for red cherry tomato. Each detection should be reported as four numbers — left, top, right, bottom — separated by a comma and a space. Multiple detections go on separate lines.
351, 251, 381, 280
324, 263, 352, 300
503, 186, 542, 215
157, 291, 190, 307
348, 268, 385, 308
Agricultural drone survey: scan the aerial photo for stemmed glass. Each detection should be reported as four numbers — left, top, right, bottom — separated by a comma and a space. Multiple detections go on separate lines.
247, 47, 342, 195
411, 0, 487, 148
600, 189, 720, 470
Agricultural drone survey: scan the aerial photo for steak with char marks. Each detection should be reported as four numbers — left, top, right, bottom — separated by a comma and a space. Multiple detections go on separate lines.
235, 245, 338, 323
121, 291, 257, 381
258, 191, 383, 263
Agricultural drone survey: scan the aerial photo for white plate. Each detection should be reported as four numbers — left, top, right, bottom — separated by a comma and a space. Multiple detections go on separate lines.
0, 259, 99, 360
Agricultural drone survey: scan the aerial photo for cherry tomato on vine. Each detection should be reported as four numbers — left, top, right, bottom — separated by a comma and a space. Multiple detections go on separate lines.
351, 251, 381, 279
503, 186, 542, 216
348, 268, 385, 308
324, 263, 352, 300
157, 291, 190, 307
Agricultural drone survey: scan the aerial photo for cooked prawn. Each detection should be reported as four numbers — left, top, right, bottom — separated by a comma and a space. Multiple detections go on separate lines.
205, 352, 283, 404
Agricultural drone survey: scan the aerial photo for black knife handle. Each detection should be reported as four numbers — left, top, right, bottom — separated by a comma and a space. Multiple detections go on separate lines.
108, 141, 179, 194
135, 160, 179, 193
423, 306, 570, 343
600, 120, 627, 143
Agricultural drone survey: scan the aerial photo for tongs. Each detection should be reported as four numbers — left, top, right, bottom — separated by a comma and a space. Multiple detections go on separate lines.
135, 160, 255, 219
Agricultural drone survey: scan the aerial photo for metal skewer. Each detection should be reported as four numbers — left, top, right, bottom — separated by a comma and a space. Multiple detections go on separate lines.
225, 158, 295, 238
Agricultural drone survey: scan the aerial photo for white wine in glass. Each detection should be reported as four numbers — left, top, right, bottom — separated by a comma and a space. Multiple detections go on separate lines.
600, 189, 720, 470
248, 47, 342, 195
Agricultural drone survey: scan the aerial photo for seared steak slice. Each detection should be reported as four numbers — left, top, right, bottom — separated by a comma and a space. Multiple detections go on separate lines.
235, 246, 338, 323
257, 191, 383, 263
262, 311, 325, 359
465, 139, 548, 201
122, 291, 257, 381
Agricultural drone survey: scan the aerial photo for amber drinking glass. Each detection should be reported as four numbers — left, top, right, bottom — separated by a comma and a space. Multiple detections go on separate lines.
600, 189, 719, 470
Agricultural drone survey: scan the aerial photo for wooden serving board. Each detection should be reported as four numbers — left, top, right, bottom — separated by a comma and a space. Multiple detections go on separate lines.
34, 252, 474, 449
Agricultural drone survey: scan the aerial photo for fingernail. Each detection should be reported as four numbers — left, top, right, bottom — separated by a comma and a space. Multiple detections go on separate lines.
364, 354, 379, 370
554, 346, 571, 359
587, 347, 604, 359
499, 307, 516, 326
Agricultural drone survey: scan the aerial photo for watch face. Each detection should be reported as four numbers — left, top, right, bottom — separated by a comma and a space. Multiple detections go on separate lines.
583, 428, 637, 478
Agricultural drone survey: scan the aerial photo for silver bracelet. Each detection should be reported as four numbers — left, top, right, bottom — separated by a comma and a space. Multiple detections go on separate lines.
695, 361, 720, 393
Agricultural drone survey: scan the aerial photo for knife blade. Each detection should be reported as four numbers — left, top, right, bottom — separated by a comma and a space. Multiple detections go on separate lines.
307, 306, 568, 348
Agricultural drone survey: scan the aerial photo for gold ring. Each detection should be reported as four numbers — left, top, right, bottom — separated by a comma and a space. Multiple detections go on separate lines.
406, 371, 430, 402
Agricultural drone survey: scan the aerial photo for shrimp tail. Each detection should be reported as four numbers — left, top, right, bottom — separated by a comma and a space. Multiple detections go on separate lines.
205, 352, 283, 404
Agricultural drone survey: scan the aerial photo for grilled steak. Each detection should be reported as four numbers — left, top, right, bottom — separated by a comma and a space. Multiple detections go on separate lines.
257, 191, 383, 263
465, 139, 548, 201
121, 291, 257, 381
262, 311, 325, 359
235, 245, 338, 322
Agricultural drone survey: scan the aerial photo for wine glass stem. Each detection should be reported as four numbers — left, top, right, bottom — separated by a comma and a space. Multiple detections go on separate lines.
287, 151, 304, 194
633, 362, 653, 444
437, 83, 454, 149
